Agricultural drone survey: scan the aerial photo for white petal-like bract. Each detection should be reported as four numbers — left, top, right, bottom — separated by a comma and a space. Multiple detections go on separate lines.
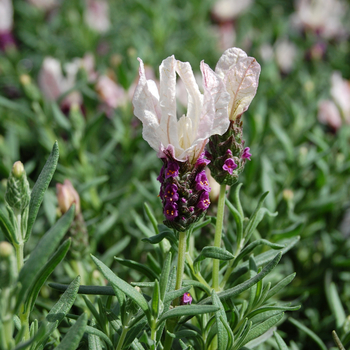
215, 47, 261, 120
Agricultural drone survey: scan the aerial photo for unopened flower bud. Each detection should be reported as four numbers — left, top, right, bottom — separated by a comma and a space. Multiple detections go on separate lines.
20, 74, 31, 85
56, 179, 80, 215
283, 189, 294, 201
0, 241, 13, 258
0, 241, 17, 287
5, 161, 31, 211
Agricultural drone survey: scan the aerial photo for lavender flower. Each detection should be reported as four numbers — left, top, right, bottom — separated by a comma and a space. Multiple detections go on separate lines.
181, 292, 193, 305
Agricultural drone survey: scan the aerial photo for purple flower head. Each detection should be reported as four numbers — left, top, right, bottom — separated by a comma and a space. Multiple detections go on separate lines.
196, 153, 211, 166
197, 191, 210, 210
157, 164, 165, 183
181, 292, 192, 305
165, 161, 180, 179
195, 171, 211, 192
164, 183, 179, 202
242, 147, 252, 161
164, 202, 178, 220
222, 158, 237, 175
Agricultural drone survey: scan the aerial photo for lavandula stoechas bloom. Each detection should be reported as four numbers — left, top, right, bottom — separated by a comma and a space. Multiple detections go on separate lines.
207, 48, 260, 185
132, 55, 230, 231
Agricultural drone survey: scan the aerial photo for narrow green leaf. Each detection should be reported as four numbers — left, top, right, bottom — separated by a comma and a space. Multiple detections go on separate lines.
0, 208, 16, 244
12, 324, 46, 350
193, 246, 234, 274
225, 198, 243, 242
200, 253, 282, 305
325, 271, 346, 329
164, 286, 192, 304
248, 305, 300, 319
91, 255, 150, 319
236, 239, 284, 265
88, 331, 103, 350
27, 239, 71, 312
157, 305, 220, 325
54, 313, 87, 350
274, 331, 289, 350
151, 280, 160, 319
100, 236, 131, 266
183, 280, 211, 295
144, 202, 159, 234
16, 206, 75, 312
82, 296, 104, 331
220, 315, 234, 350
242, 313, 284, 346
114, 257, 158, 280
289, 317, 327, 350
212, 290, 228, 350
36, 276, 80, 346
159, 252, 172, 301
266, 273, 296, 301
123, 318, 148, 349
174, 330, 205, 349
85, 326, 114, 348
232, 183, 244, 218
52, 103, 71, 130
142, 230, 177, 245
26, 142, 59, 240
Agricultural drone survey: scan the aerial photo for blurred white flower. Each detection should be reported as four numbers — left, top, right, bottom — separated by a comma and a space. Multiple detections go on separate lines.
331, 72, 350, 123
259, 43, 274, 62
132, 56, 230, 163
274, 39, 297, 74
84, 0, 111, 33
215, 47, 261, 120
96, 75, 126, 109
212, 0, 253, 22
0, 0, 13, 33
317, 100, 342, 130
292, 0, 347, 39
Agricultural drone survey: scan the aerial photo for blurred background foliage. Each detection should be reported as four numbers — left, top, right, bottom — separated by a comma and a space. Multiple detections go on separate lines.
1, 0, 350, 348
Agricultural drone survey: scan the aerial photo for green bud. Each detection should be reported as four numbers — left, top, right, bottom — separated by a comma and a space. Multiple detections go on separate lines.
0, 241, 17, 287
5, 161, 31, 211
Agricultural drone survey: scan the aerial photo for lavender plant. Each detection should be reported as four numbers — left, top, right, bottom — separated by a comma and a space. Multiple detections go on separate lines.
46, 48, 300, 350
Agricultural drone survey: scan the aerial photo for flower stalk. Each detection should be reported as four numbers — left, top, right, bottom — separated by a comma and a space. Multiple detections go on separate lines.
212, 184, 226, 291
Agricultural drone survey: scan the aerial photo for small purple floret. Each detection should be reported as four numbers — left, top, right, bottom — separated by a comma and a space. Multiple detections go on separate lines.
182, 292, 192, 305
164, 202, 178, 220
157, 164, 165, 183
195, 171, 211, 192
226, 149, 233, 156
197, 191, 210, 210
165, 161, 180, 179
242, 147, 252, 161
196, 153, 211, 166
222, 158, 237, 175
181, 197, 187, 203
164, 183, 179, 202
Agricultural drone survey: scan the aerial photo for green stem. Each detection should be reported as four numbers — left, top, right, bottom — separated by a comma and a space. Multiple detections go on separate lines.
14, 243, 24, 273
116, 313, 131, 350
185, 253, 211, 292
163, 231, 187, 350
150, 320, 157, 350
175, 231, 187, 292
212, 184, 226, 291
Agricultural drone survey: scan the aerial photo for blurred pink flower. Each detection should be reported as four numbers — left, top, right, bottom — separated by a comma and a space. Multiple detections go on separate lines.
0, 0, 15, 51
318, 72, 350, 130
38, 56, 82, 107
318, 100, 342, 130
292, 0, 348, 39
95, 75, 126, 109
84, 0, 111, 33
56, 179, 80, 215
331, 72, 350, 123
